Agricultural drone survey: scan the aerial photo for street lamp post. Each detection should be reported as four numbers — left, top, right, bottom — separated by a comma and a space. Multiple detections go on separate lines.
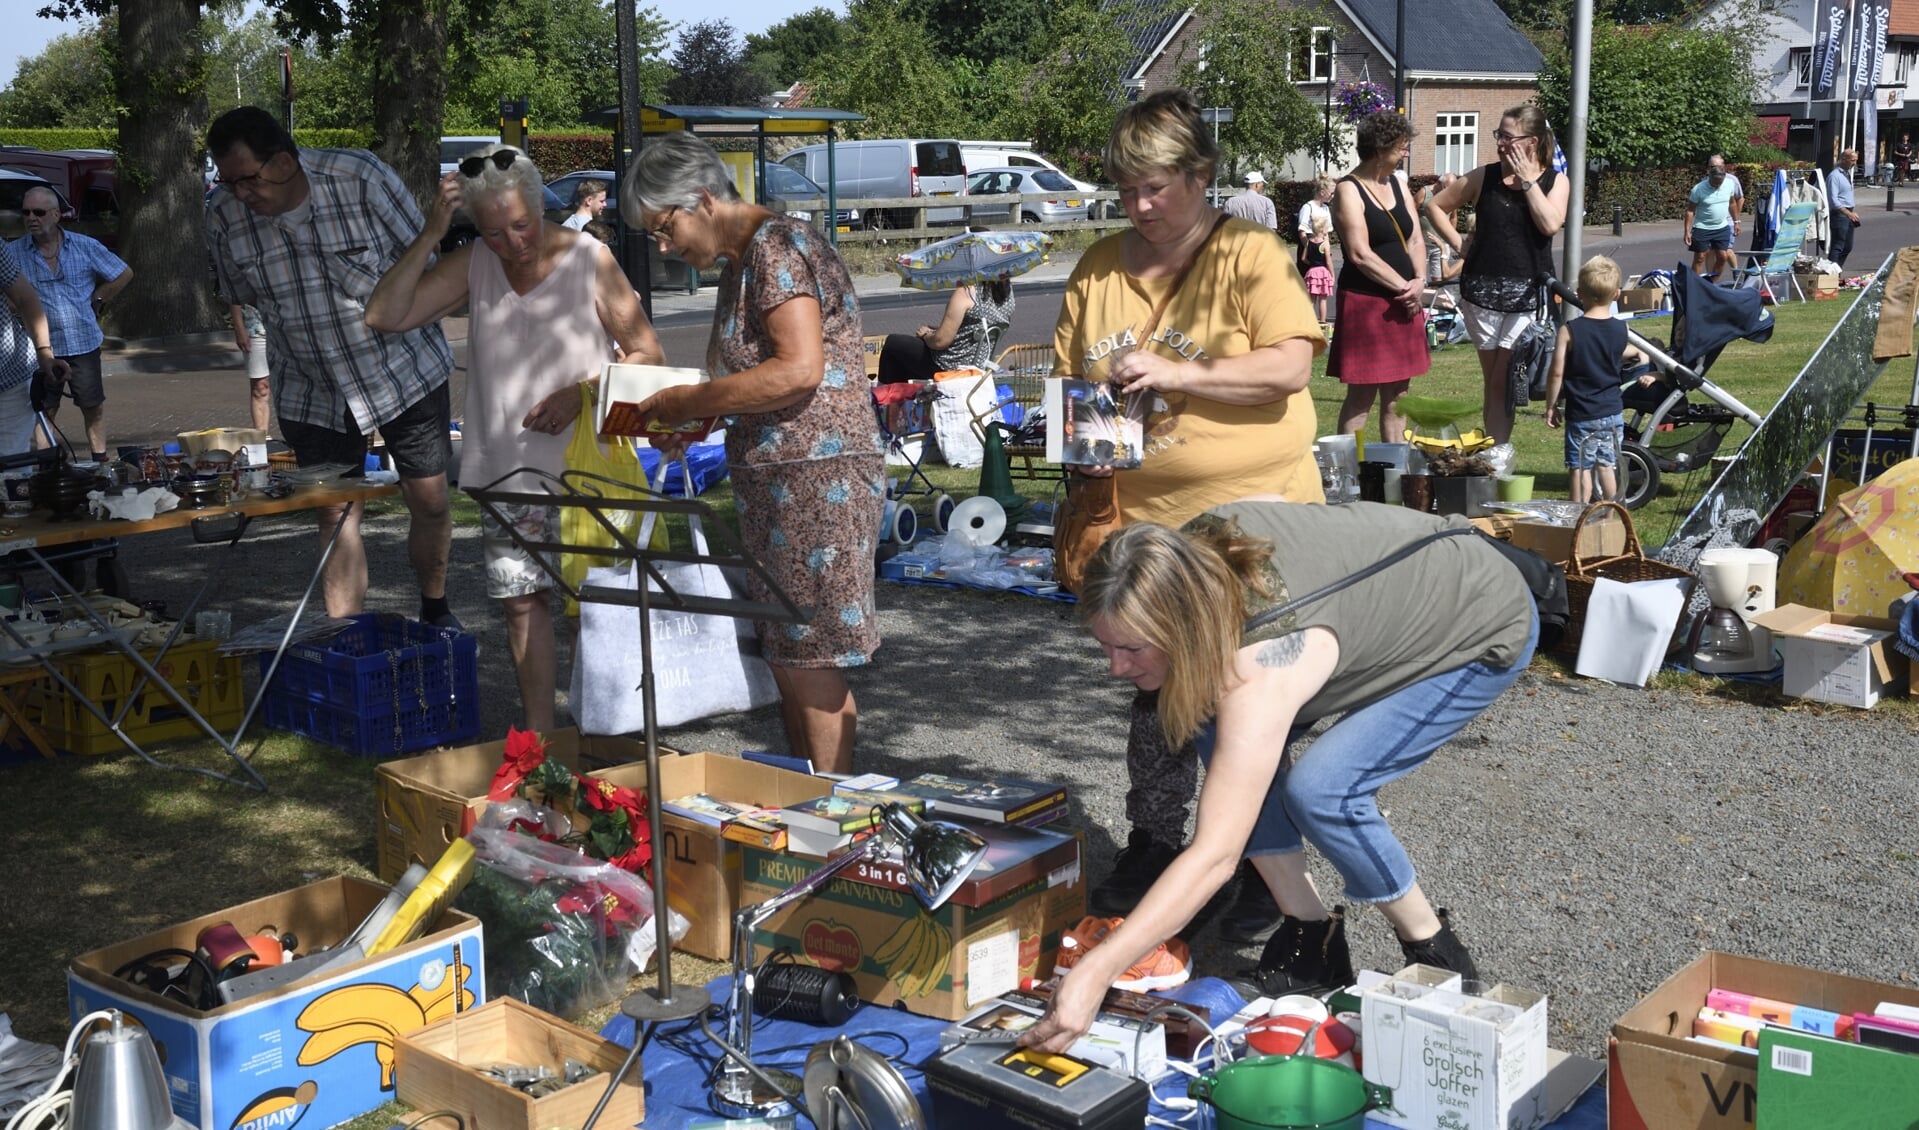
1201, 106, 1235, 203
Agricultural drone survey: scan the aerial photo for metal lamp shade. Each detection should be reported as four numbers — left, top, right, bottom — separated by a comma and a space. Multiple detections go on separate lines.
877, 803, 988, 910
71, 1013, 194, 1130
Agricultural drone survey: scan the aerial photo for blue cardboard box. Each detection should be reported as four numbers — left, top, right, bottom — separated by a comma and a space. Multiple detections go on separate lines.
68, 876, 484, 1130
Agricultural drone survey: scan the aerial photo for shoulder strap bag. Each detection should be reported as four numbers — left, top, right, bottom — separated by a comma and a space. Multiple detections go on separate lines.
1054, 213, 1229, 595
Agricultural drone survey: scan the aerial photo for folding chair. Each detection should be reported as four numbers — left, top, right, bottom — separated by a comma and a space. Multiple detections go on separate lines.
1733, 201, 1816, 305
969, 343, 1064, 482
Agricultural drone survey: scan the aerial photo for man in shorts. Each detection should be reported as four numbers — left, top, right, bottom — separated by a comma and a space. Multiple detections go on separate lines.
12, 185, 130, 462
206, 106, 460, 627
1683, 156, 1743, 279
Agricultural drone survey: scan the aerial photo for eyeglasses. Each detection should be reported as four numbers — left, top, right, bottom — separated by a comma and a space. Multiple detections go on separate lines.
459, 151, 519, 177
1707, 166, 1727, 174
646, 206, 681, 244
1495, 130, 1528, 142
215, 156, 290, 189
22, 208, 52, 218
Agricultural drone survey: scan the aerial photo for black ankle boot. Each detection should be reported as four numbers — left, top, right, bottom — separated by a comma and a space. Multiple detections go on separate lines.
1218, 860, 1283, 944
1089, 829, 1180, 917
1228, 907, 1354, 1000
1398, 908, 1479, 980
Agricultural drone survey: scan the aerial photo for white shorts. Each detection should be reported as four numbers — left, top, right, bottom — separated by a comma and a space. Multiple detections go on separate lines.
480, 501, 559, 599
245, 327, 269, 381
1459, 300, 1535, 351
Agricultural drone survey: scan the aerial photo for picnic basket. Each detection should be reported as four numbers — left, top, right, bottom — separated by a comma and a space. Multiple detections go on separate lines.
1554, 500, 1695, 657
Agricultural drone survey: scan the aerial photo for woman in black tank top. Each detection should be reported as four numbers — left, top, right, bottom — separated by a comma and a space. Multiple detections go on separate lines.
1325, 111, 1430, 443
1419, 105, 1570, 445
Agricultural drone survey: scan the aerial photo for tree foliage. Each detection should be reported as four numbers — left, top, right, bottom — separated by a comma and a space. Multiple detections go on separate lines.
0, 22, 117, 128
663, 19, 768, 107
986, 0, 1131, 178
1537, 18, 1766, 168
743, 7, 843, 89
904, 0, 1052, 68
1173, 0, 1325, 180
811, 0, 965, 138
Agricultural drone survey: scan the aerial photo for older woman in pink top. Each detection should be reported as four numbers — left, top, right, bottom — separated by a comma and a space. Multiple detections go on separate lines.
366, 143, 665, 730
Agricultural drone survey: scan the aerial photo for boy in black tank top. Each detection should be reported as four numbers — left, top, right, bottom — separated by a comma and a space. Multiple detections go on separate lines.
1542, 255, 1647, 505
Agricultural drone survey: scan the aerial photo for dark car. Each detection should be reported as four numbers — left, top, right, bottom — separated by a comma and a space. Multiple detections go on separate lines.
546, 169, 619, 226
762, 162, 860, 229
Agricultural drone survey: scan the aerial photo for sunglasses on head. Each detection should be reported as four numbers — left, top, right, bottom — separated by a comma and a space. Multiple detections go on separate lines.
459, 151, 519, 177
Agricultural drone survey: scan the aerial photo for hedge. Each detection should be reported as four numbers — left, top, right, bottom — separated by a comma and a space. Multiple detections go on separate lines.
0, 126, 372, 151
526, 133, 615, 176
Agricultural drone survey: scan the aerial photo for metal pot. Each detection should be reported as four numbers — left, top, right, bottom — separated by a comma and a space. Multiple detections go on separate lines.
1188, 1054, 1390, 1130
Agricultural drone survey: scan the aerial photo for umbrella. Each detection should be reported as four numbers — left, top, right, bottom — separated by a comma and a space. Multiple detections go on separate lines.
893, 230, 1053, 291
1776, 457, 1919, 617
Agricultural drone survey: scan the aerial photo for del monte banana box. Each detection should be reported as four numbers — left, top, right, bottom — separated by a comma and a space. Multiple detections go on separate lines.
68, 875, 484, 1130
742, 843, 1045, 1021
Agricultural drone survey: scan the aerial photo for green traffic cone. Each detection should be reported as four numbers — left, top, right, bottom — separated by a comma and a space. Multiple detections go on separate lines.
978, 424, 1029, 518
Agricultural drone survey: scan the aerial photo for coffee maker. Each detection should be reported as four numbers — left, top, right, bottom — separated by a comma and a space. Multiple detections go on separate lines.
1691, 547, 1779, 674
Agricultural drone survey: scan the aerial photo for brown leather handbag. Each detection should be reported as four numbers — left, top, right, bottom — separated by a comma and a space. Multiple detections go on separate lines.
1054, 216, 1228, 594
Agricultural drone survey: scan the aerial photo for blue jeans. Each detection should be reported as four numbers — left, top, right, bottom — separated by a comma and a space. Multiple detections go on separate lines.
1196, 610, 1539, 903
1564, 414, 1623, 470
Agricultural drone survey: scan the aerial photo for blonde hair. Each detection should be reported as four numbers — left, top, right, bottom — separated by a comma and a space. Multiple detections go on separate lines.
1315, 174, 1336, 196
1105, 87, 1218, 187
1078, 520, 1276, 748
1312, 215, 1331, 236
1576, 254, 1622, 306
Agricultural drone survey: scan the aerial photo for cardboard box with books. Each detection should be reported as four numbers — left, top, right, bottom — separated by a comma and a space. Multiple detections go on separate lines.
67, 876, 484, 1130
598, 751, 833, 960
1609, 951, 1919, 1130
374, 729, 653, 883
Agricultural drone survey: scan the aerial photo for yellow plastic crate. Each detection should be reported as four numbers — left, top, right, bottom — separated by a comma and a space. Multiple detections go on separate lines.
28, 638, 245, 756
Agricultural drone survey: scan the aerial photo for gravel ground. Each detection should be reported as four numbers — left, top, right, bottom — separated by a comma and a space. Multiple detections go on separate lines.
125, 503, 1919, 1062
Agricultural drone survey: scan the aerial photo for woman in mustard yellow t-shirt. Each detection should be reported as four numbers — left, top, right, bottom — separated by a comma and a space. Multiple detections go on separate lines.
1053, 87, 1326, 945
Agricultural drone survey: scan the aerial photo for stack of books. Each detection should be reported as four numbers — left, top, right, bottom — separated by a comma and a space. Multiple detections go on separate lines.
889, 772, 1067, 827
781, 789, 927, 858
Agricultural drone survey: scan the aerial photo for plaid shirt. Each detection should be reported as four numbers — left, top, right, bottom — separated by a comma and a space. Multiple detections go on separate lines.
207, 148, 452, 431
0, 243, 36, 393
9, 229, 128, 356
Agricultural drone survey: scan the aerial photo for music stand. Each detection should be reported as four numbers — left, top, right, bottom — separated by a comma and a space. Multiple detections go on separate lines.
465, 466, 810, 1129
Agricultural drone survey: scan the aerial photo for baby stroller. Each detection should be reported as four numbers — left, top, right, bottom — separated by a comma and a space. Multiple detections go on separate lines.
1546, 267, 1769, 512
871, 380, 956, 545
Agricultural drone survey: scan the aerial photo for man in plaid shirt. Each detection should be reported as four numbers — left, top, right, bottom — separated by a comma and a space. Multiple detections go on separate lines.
207, 107, 460, 627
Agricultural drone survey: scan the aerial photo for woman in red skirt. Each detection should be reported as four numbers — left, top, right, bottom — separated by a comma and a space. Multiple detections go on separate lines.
1326, 111, 1429, 442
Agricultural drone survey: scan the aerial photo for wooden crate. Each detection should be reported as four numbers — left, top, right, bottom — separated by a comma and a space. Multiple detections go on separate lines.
394, 998, 642, 1130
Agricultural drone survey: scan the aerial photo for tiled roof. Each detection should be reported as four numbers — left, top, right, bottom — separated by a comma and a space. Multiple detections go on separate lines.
1337, 0, 1543, 77
1106, 0, 1190, 82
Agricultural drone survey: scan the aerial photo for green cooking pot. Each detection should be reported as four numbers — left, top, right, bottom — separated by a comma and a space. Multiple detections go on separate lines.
1189, 1053, 1393, 1130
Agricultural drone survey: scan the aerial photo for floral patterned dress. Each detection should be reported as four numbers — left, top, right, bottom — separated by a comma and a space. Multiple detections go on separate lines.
707, 215, 886, 668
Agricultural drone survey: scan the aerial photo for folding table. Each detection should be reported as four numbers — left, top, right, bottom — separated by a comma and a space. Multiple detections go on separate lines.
0, 478, 398, 790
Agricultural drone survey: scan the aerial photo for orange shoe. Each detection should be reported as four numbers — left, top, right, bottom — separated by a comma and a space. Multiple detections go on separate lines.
1052, 915, 1193, 992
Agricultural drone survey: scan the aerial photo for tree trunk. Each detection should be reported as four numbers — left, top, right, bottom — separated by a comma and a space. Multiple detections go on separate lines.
114, 0, 224, 336
371, 0, 448, 204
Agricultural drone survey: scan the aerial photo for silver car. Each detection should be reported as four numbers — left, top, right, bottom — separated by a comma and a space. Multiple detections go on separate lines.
966, 167, 1091, 225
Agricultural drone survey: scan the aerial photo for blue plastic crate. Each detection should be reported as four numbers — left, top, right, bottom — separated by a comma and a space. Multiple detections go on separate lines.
260, 613, 475, 707
261, 689, 479, 758
258, 613, 480, 757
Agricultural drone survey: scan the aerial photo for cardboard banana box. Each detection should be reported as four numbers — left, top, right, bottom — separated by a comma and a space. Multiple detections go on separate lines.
68, 876, 484, 1130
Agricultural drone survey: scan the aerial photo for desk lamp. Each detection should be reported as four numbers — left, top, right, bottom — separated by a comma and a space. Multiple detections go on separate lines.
715, 803, 988, 1119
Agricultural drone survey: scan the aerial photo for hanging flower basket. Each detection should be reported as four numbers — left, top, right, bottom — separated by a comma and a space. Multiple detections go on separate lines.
1334, 81, 1396, 123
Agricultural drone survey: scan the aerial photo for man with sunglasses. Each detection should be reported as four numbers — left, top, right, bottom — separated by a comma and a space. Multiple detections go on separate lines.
12, 185, 131, 462
1683, 155, 1744, 280
205, 106, 461, 628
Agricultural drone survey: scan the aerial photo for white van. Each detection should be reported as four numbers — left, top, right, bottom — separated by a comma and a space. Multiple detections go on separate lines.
961, 142, 1108, 217
780, 139, 968, 229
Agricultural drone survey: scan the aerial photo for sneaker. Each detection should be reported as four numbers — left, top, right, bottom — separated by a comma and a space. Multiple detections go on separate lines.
1217, 861, 1283, 944
1054, 915, 1193, 992
1398, 908, 1479, 981
427, 610, 465, 633
1089, 829, 1180, 917
1227, 907, 1355, 1001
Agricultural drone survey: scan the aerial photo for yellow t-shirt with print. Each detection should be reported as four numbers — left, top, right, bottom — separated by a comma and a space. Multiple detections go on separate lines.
1052, 217, 1327, 526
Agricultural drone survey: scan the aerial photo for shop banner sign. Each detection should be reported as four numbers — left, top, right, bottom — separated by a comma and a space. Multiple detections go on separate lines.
1812, 0, 1850, 101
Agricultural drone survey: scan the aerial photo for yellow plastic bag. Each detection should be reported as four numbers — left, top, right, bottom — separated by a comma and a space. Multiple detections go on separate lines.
560, 383, 665, 616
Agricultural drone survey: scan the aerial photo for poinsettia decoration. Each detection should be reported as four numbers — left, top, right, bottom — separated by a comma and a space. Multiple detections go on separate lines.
487, 726, 653, 873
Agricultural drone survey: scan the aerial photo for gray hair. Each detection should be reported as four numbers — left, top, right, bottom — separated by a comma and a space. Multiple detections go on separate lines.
622, 132, 742, 218
457, 143, 544, 219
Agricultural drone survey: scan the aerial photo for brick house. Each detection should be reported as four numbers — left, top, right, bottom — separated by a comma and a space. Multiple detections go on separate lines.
1114, 0, 1544, 178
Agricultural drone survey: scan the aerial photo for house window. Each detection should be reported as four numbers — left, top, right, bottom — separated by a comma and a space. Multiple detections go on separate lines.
1896, 46, 1917, 84
1788, 47, 1811, 88
1434, 112, 1478, 175
1291, 27, 1335, 83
